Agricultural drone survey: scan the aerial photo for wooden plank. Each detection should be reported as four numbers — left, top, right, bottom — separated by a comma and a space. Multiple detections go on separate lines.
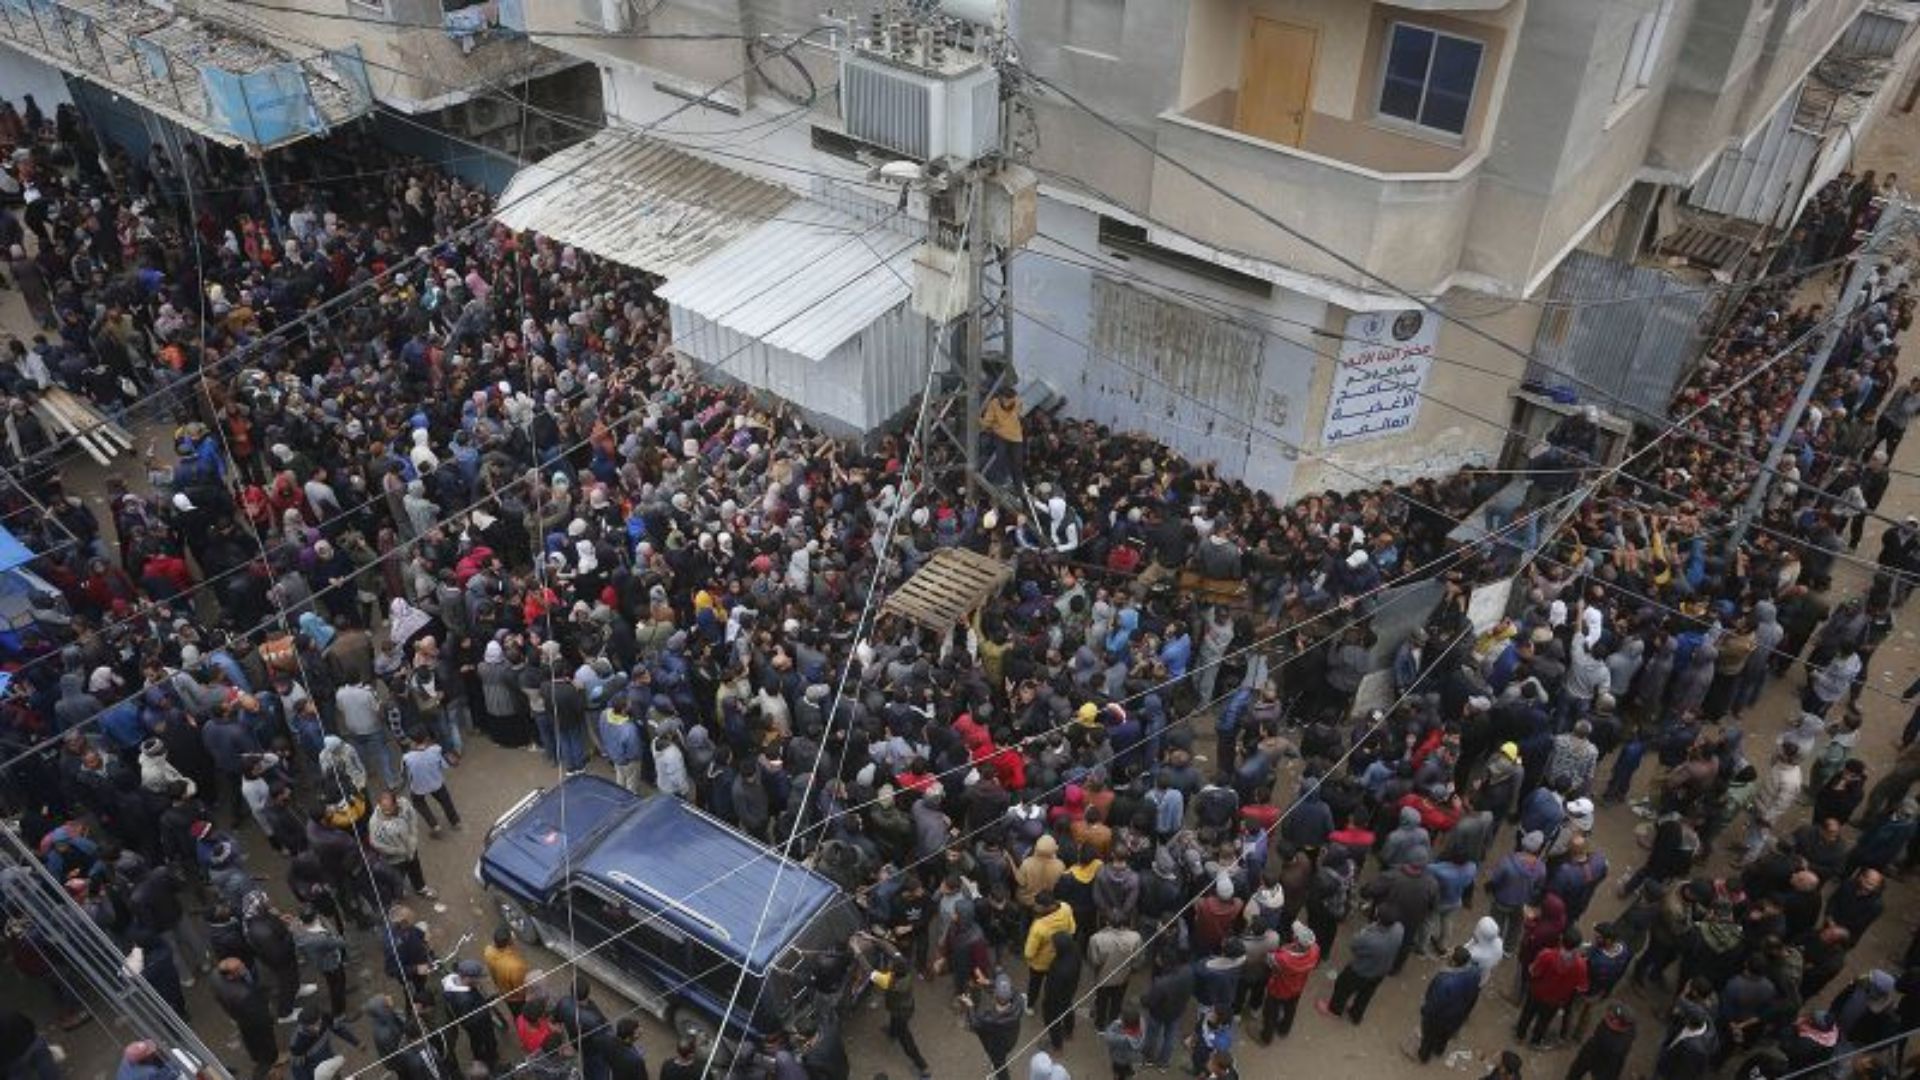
36, 403, 110, 465
882, 597, 947, 629
41, 391, 124, 458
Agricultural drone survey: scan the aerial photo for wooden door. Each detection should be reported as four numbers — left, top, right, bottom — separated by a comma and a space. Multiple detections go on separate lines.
1235, 18, 1316, 147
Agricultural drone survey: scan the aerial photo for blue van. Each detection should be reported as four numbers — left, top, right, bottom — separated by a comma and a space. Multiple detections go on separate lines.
476, 775, 862, 1049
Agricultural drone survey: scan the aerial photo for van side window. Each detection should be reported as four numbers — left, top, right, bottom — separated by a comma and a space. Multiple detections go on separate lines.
569, 887, 636, 943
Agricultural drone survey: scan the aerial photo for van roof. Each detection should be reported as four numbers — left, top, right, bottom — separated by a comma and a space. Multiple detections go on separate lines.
576, 785, 845, 971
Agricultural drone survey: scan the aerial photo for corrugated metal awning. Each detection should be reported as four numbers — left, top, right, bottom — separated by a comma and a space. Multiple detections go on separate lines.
494, 132, 795, 279
657, 202, 918, 362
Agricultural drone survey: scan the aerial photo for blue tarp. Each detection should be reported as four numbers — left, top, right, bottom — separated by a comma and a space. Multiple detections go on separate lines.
0, 526, 33, 574
200, 60, 322, 149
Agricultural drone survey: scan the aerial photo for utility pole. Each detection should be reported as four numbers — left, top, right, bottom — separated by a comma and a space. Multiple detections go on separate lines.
839, 0, 1035, 506
1727, 198, 1910, 555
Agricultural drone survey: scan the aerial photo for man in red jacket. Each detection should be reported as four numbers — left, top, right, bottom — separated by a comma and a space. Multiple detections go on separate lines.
1259, 924, 1320, 1043
1516, 927, 1589, 1049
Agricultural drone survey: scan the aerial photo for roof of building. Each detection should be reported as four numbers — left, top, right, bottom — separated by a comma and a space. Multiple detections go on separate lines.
657, 200, 918, 361
493, 132, 795, 280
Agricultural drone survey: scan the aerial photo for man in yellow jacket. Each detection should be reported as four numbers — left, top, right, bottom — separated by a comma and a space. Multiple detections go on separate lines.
980, 385, 1026, 490
1024, 890, 1077, 1013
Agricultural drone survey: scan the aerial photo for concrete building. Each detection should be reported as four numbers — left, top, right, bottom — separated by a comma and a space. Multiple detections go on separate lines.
0, 0, 597, 191
495, 0, 1919, 494
20, 0, 1899, 493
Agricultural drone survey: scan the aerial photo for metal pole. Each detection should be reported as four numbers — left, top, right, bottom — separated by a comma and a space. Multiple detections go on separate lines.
963, 170, 985, 501
1726, 205, 1901, 555
254, 155, 284, 245
0, 832, 236, 1080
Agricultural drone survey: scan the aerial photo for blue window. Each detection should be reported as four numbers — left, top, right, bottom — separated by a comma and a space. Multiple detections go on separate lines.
1378, 23, 1483, 137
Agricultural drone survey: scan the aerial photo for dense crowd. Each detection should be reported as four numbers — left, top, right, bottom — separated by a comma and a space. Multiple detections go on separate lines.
0, 97, 1915, 1080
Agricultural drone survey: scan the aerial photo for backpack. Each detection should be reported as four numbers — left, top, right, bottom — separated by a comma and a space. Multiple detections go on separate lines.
1314, 866, 1351, 919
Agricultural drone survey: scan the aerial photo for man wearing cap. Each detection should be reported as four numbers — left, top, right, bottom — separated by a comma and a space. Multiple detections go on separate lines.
441, 959, 502, 1070
1487, 831, 1547, 952
1566, 1003, 1635, 1080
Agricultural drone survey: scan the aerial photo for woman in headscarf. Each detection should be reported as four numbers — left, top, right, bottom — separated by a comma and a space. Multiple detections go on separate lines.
388, 597, 435, 651
477, 639, 533, 748
297, 611, 336, 651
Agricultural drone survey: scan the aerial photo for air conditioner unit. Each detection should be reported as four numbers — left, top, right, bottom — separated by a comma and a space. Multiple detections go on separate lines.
841, 51, 1000, 163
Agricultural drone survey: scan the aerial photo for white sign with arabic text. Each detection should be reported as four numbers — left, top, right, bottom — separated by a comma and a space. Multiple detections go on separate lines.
1320, 308, 1436, 446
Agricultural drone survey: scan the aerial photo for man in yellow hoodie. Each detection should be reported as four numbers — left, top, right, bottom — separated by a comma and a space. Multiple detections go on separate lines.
1024, 890, 1077, 1014
980, 385, 1026, 490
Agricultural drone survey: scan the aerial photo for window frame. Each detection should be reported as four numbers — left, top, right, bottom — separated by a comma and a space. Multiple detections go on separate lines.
1373, 21, 1485, 140
1614, 0, 1675, 103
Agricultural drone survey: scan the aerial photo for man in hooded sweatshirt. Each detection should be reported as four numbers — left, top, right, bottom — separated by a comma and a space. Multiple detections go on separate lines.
1516, 927, 1588, 1049
1024, 892, 1077, 1012
1259, 924, 1319, 1043
1415, 947, 1482, 1062
1366, 850, 1439, 974
1028, 1050, 1069, 1080
1566, 1002, 1636, 1080
967, 973, 1025, 1080
1317, 906, 1401, 1024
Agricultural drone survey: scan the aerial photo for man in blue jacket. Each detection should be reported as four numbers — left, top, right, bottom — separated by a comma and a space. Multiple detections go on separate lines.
1415, 947, 1482, 1063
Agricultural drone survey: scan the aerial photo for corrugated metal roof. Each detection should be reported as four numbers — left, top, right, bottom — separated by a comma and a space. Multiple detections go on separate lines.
494, 132, 795, 279
657, 202, 919, 362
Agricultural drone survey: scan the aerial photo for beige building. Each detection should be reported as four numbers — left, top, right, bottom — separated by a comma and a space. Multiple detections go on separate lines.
501, 0, 1920, 494
80, 0, 1896, 495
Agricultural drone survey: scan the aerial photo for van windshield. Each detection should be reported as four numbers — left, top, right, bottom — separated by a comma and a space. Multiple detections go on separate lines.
753, 895, 864, 1032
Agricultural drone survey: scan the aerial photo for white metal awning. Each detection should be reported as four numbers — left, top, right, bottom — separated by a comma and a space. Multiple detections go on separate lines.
494, 132, 794, 280
657, 202, 919, 362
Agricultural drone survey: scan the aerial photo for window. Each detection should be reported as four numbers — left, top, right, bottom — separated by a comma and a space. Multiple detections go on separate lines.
347, 0, 389, 15
1377, 23, 1483, 137
1615, 0, 1675, 102
1096, 216, 1275, 298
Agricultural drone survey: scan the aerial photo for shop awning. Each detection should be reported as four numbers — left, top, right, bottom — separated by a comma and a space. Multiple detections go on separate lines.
493, 132, 795, 280
656, 201, 918, 362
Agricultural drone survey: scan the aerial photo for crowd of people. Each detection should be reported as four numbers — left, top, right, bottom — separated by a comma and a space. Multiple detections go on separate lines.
0, 97, 1915, 1080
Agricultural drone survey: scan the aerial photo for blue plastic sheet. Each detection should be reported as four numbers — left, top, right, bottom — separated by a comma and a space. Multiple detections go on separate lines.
0, 526, 33, 573
200, 60, 321, 149
131, 36, 169, 83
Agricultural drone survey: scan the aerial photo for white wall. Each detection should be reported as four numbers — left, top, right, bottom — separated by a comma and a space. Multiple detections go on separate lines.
1013, 196, 1322, 497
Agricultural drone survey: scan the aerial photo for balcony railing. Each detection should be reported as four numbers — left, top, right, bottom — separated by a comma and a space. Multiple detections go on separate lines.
1150, 103, 1484, 293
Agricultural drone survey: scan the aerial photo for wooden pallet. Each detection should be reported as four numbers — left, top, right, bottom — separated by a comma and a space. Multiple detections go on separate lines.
881, 547, 1014, 632
1659, 225, 1750, 272
32, 387, 134, 466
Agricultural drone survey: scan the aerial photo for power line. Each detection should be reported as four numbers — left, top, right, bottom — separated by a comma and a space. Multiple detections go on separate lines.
1009, 276, 1920, 715
342, 502, 1569, 1078
1014, 232, 1920, 585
